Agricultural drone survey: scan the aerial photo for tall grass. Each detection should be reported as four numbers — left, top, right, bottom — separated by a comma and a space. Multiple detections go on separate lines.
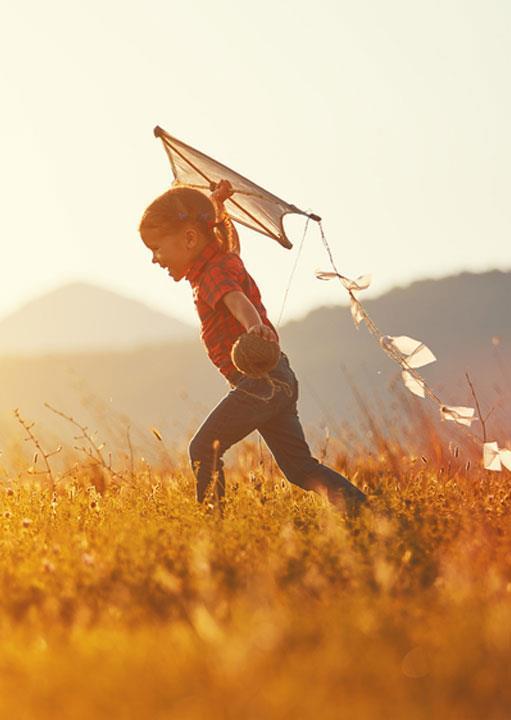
0, 378, 509, 719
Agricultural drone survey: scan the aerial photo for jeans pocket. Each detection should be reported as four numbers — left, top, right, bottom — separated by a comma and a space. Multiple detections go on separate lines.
234, 352, 296, 404
268, 353, 297, 403
235, 375, 271, 402
277, 353, 298, 391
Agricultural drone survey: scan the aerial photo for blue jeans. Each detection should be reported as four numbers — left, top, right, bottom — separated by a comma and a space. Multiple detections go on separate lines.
188, 351, 368, 516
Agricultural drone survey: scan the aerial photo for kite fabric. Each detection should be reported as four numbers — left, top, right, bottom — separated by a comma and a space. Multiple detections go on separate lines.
153, 126, 321, 250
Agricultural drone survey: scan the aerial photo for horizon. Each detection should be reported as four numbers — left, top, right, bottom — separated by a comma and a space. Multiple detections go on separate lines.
1, 264, 508, 329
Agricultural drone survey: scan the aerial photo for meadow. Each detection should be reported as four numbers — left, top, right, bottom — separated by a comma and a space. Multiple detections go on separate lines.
0, 390, 509, 720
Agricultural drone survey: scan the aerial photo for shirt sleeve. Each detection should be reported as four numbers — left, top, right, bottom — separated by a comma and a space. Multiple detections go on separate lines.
200, 254, 245, 310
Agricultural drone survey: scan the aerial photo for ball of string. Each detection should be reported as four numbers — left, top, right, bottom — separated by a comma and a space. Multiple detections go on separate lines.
230, 332, 293, 402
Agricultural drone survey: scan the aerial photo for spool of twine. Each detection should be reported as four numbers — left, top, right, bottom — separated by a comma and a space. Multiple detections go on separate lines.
230, 332, 293, 402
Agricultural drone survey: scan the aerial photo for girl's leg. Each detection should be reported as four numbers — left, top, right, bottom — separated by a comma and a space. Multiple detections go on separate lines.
188, 376, 297, 505
257, 400, 368, 516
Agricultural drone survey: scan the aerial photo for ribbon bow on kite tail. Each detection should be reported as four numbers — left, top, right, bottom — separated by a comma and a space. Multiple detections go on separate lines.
152, 125, 507, 474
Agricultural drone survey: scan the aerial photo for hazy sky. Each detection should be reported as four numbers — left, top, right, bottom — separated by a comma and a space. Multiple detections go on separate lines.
1, 0, 510, 329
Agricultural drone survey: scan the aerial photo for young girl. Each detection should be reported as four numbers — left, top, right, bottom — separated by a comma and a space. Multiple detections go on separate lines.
139, 181, 368, 518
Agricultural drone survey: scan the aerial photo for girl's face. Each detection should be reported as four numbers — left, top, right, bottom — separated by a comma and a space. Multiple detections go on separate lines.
142, 225, 204, 282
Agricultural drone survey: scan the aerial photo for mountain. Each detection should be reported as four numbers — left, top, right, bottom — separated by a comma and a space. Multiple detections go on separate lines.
0, 282, 196, 355
0, 270, 509, 469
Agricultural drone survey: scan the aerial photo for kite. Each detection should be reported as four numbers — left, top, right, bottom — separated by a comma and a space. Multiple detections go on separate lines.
153, 126, 320, 249
152, 125, 509, 474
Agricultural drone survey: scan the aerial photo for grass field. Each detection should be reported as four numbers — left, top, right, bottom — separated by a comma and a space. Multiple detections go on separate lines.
0, 397, 509, 720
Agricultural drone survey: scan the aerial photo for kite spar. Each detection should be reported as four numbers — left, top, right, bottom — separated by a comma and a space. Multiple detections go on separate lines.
152, 125, 509, 474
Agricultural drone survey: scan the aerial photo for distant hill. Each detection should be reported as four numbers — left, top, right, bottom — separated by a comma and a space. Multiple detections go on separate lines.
279, 268, 511, 438
0, 282, 196, 355
0, 270, 509, 467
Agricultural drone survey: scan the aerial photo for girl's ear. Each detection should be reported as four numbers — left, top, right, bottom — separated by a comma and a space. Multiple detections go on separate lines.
185, 226, 200, 248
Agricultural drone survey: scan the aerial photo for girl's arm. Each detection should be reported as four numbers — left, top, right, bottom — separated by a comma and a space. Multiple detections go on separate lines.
222, 291, 279, 344
210, 180, 240, 254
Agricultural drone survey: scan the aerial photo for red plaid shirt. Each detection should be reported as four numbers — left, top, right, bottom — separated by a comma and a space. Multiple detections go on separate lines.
185, 239, 279, 383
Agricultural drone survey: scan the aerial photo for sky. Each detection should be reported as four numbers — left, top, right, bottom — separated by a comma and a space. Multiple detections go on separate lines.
1, 0, 510, 330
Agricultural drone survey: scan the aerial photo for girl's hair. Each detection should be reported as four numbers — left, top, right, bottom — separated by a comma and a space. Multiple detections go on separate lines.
139, 186, 238, 254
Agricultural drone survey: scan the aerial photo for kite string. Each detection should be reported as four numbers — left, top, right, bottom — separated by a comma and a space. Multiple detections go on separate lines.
316, 220, 484, 449
276, 215, 311, 330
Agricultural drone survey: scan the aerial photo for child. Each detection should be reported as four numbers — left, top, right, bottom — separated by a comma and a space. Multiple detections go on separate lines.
139, 181, 368, 518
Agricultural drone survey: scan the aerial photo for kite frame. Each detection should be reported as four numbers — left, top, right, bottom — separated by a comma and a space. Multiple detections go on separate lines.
154, 125, 320, 250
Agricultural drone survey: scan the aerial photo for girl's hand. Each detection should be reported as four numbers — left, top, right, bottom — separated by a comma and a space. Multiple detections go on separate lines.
211, 179, 234, 203
247, 322, 279, 344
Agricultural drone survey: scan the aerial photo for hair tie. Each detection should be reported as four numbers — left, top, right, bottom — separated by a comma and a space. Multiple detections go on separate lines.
197, 210, 213, 224
177, 210, 188, 220
207, 218, 225, 229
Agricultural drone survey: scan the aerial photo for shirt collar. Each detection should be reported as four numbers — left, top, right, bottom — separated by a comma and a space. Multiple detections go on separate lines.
185, 239, 223, 284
